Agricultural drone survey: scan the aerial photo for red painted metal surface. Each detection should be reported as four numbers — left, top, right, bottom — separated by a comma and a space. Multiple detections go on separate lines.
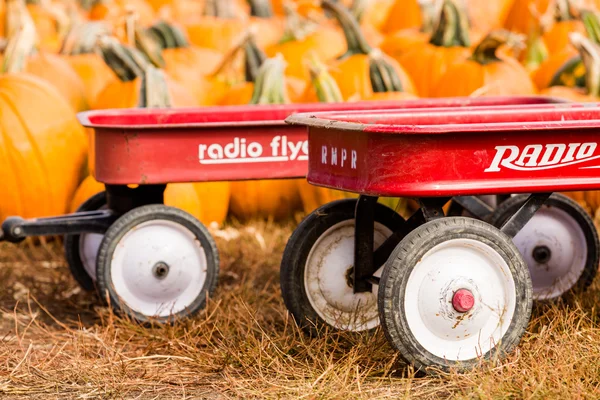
285, 102, 600, 197
76, 96, 566, 184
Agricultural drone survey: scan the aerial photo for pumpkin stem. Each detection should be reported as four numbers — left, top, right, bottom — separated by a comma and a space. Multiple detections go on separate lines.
203, 0, 237, 18
470, 30, 526, 65
2, 0, 37, 73
569, 32, 600, 96
321, 0, 372, 58
581, 9, 600, 44
554, 0, 578, 22
368, 48, 405, 92
305, 51, 343, 102
322, 0, 404, 92
349, 0, 367, 23
278, 0, 317, 43
138, 65, 173, 108
97, 34, 149, 82
248, 0, 273, 18
249, 53, 289, 104
1, 19, 36, 73
523, 26, 549, 71
5, 0, 35, 42
59, 21, 110, 54
209, 27, 262, 81
244, 31, 267, 82
146, 20, 189, 49
121, 7, 165, 68
429, 0, 470, 48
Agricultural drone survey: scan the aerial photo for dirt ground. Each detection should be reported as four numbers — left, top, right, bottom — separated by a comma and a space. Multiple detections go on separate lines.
1, 220, 600, 399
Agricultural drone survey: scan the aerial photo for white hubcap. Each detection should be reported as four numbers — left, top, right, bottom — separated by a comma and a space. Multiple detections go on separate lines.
79, 205, 108, 280
404, 238, 516, 361
110, 220, 208, 317
512, 206, 587, 300
304, 220, 393, 331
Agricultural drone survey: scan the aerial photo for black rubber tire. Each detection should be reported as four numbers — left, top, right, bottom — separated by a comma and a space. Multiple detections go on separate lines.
96, 204, 219, 324
64, 191, 107, 291
378, 217, 533, 373
280, 198, 406, 336
489, 193, 599, 300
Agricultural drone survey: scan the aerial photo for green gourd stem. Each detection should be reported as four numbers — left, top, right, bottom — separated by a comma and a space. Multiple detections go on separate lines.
248, 0, 273, 18
569, 32, 600, 96
2, 0, 37, 73
138, 65, 173, 108
249, 54, 289, 104
429, 0, 470, 48
203, 0, 236, 18
146, 21, 190, 49
97, 35, 149, 82
470, 30, 525, 65
306, 52, 343, 102
321, 0, 372, 58
278, 1, 317, 44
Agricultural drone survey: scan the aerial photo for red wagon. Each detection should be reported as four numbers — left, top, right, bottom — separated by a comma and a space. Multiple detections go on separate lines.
0, 96, 574, 330
283, 101, 600, 372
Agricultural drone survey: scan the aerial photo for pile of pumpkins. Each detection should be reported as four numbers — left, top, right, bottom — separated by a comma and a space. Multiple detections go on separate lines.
2, 0, 600, 227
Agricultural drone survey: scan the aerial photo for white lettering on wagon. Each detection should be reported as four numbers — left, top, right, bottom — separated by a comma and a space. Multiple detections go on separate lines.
321, 145, 357, 169
198, 136, 308, 164
484, 142, 600, 172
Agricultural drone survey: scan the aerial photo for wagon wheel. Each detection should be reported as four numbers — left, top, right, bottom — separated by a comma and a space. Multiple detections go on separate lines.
280, 198, 405, 335
64, 191, 107, 291
378, 217, 533, 373
489, 193, 599, 301
96, 204, 219, 324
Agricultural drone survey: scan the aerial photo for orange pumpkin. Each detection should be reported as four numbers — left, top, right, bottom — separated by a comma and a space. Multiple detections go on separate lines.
540, 32, 599, 102
1, 3, 89, 112
215, 32, 307, 105
88, 0, 156, 27
228, 54, 303, 222
541, 0, 587, 55
504, 0, 551, 34
393, 0, 473, 98
466, 0, 517, 32
380, 0, 423, 34
264, 2, 346, 80
145, 20, 225, 105
323, 0, 416, 101
70, 175, 231, 226
432, 30, 537, 97
0, 29, 87, 221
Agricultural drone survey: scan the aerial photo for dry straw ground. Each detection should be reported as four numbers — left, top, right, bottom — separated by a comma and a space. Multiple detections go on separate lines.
0, 218, 600, 399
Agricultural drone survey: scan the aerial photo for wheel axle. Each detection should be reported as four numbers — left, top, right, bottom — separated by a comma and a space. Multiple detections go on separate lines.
452, 289, 475, 313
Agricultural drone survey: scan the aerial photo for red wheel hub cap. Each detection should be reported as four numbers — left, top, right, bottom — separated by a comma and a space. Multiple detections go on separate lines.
452, 289, 475, 313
